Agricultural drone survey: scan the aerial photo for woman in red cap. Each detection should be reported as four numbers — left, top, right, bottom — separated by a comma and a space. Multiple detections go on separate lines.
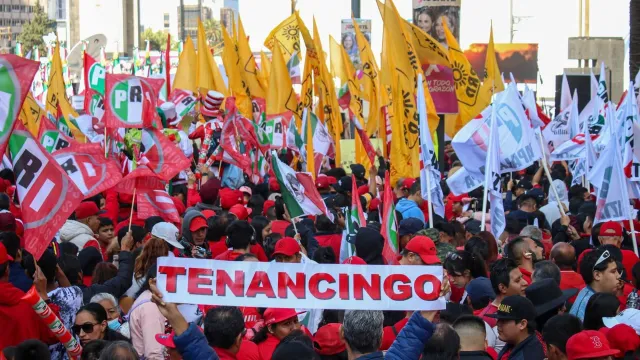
252, 308, 304, 360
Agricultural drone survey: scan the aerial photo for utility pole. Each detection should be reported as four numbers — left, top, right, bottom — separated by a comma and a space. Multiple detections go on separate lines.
352, 0, 361, 18
291, 0, 297, 15
180, 0, 185, 42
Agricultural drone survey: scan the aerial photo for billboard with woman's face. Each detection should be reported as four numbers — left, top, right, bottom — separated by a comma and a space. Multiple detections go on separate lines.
413, 0, 460, 47
340, 19, 371, 70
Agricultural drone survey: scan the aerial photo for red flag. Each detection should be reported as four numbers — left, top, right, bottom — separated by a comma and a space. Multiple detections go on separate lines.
165, 34, 171, 97
53, 144, 122, 198
352, 117, 377, 165
103, 74, 164, 129
37, 114, 78, 153
219, 110, 252, 173
381, 171, 399, 265
137, 189, 180, 223
113, 166, 166, 194
0, 55, 39, 160
9, 122, 84, 260
138, 128, 191, 181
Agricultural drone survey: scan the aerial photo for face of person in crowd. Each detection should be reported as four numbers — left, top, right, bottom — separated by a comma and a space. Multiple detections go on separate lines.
449, 269, 472, 289
502, 268, 527, 296
452, 201, 463, 215
439, 231, 453, 244
496, 319, 527, 343
191, 227, 207, 246
99, 198, 106, 209
514, 188, 525, 197
87, 215, 100, 233
97, 225, 114, 246
262, 222, 273, 240
74, 311, 107, 345
417, 12, 433, 34
98, 299, 119, 321
594, 261, 621, 293
400, 252, 425, 266
243, 194, 251, 204
523, 237, 543, 261
270, 316, 301, 340
275, 253, 301, 263
343, 35, 354, 51
435, 15, 451, 41
399, 235, 412, 251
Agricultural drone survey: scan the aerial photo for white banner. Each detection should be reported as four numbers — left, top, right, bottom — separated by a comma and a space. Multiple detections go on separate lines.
156, 257, 446, 311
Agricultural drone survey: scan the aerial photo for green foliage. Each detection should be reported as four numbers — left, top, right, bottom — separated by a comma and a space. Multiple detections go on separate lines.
17, 4, 56, 55
203, 19, 223, 47
141, 28, 179, 51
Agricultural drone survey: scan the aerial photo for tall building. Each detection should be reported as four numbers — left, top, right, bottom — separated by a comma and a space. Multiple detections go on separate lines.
78, 0, 141, 55
47, 0, 79, 48
177, 2, 211, 43
0, 0, 42, 53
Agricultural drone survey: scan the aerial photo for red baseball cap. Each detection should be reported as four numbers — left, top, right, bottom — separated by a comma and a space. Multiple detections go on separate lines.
155, 332, 175, 348
0, 212, 16, 232
263, 308, 305, 326
269, 177, 280, 192
600, 221, 623, 237
201, 209, 216, 219
229, 204, 252, 221
314, 323, 346, 355
272, 237, 301, 257
239, 186, 252, 196
357, 185, 369, 196
567, 330, 620, 360
75, 202, 103, 220
219, 188, 243, 210
189, 216, 208, 232
316, 176, 331, 190
0, 242, 13, 263
401, 236, 440, 265
606, 324, 640, 358
342, 256, 367, 265
401, 178, 416, 190
263, 200, 275, 215
448, 194, 468, 204
369, 198, 381, 212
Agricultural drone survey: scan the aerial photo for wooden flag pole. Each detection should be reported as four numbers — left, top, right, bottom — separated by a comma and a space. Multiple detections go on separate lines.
128, 188, 137, 231
536, 133, 566, 217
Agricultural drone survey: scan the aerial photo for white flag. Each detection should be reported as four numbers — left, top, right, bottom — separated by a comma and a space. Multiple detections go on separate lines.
485, 100, 506, 237
561, 73, 572, 111
417, 74, 444, 218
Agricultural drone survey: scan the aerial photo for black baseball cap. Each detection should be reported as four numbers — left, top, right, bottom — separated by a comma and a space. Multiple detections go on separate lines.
350, 164, 366, 180
333, 176, 352, 193
526, 188, 545, 205
516, 179, 533, 190
399, 218, 425, 237
486, 295, 536, 322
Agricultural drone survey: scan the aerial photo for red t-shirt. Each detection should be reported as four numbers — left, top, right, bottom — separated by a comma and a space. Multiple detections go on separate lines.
380, 317, 409, 350
270, 220, 291, 236
215, 250, 245, 261
257, 334, 280, 360
560, 270, 586, 303
475, 302, 499, 328
209, 240, 229, 258
240, 307, 263, 329
250, 244, 269, 262
237, 340, 260, 360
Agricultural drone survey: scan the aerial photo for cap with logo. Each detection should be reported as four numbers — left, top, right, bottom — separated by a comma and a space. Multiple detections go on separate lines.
350, 164, 366, 180
600, 221, 623, 237
605, 324, 640, 358
151, 222, 184, 249
333, 176, 352, 193
401, 236, 440, 265
485, 295, 536, 322
566, 330, 620, 360
342, 256, 367, 265
316, 175, 331, 190
272, 237, 301, 257
401, 178, 416, 190
239, 186, 252, 196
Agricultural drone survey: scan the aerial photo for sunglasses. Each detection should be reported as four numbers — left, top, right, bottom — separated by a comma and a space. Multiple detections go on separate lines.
446, 252, 461, 261
593, 250, 611, 272
72, 323, 98, 334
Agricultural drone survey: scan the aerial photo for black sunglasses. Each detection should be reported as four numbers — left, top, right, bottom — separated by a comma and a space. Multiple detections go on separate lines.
72, 323, 97, 334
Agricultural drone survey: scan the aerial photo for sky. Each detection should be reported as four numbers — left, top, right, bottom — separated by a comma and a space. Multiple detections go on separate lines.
139, 0, 631, 99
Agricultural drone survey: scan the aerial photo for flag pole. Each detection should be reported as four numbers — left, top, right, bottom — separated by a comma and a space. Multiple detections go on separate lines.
426, 166, 433, 228
128, 188, 137, 231
536, 132, 566, 217
481, 84, 498, 231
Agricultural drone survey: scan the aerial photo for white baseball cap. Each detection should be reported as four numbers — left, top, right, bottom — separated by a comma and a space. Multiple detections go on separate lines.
603, 308, 640, 335
151, 222, 184, 249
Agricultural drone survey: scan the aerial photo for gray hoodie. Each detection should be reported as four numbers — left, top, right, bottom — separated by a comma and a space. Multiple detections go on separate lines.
181, 209, 207, 245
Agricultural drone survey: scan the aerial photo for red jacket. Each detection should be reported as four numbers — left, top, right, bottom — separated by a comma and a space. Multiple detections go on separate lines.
250, 244, 268, 262
209, 240, 229, 258
559, 270, 586, 304
380, 317, 409, 350
315, 233, 342, 263
0, 282, 59, 350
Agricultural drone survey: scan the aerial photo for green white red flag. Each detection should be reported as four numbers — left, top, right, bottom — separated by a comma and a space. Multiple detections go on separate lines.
104, 74, 164, 128
37, 114, 77, 153
340, 175, 365, 263
381, 171, 399, 264
9, 122, 84, 260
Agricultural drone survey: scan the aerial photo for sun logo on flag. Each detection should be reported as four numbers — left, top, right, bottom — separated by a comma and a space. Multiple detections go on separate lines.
281, 24, 299, 41
451, 61, 468, 90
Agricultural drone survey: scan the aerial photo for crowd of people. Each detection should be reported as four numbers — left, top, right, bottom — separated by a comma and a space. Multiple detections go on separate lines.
1, 126, 640, 360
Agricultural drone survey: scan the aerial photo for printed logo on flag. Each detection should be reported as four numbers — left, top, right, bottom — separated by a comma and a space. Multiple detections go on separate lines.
109, 77, 147, 126
88, 63, 106, 94
40, 131, 69, 153
54, 152, 107, 196
285, 173, 305, 202
90, 94, 105, 120
0, 61, 21, 146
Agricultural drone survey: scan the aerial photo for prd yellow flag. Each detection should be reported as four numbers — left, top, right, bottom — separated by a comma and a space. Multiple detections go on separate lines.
46, 42, 85, 142
173, 36, 197, 93
196, 20, 217, 95
403, 20, 450, 68
352, 16, 380, 138
312, 18, 342, 165
237, 17, 266, 99
221, 23, 252, 116
390, 77, 411, 185
348, 81, 371, 175
480, 25, 505, 97
305, 110, 315, 178
263, 13, 300, 63
258, 51, 271, 90
444, 21, 485, 136
298, 12, 318, 122
19, 92, 45, 137
265, 42, 300, 123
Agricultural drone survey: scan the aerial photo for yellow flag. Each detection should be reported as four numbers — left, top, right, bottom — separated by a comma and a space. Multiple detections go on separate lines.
46, 42, 85, 142
237, 17, 266, 99
263, 13, 300, 62
266, 42, 300, 121
348, 81, 371, 174
258, 51, 271, 90
444, 21, 486, 135
210, 54, 229, 97
481, 25, 505, 97
196, 20, 216, 95
19, 92, 45, 137
297, 11, 317, 116
305, 110, 315, 178
352, 16, 380, 138
222, 23, 252, 116
403, 20, 450, 68
173, 36, 197, 93
390, 77, 411, 185
329, 35, 354, 86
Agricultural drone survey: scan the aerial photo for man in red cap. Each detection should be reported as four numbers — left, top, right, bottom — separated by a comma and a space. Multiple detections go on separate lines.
179, 210, 211, 258
272, 237, 304, 263
398, 236, 441, 266
229, 204, 252, 221
60, 201, 103, 250
597, 221, 639, 276
316, 175, 335, 201
0, 243, 59, 349
313, 323, 346, 357
566, 330, 620, 360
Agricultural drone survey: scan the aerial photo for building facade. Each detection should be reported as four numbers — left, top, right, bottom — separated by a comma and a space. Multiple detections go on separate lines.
0, 0, 41, 53
177, 2, 211, 42
77, 0, 140, 55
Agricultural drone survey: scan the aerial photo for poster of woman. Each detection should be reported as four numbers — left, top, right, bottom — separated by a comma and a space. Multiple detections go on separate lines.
340, 19, 371, 70
412, 0, 460, 47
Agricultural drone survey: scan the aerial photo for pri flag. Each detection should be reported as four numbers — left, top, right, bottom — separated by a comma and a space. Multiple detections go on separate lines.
53, 144, 122, 198
270, 151, 331, 220
138, 128, 191, 181
0, 55, 40, 160
37, 115, 77, 153
381, 171, 399, 265
137, 190, 180, 223
104, 74, 164, 129
340, 175, 365, 263
9, 124, 84, 260
83, 53, 106, 112
166, 89, 197, 124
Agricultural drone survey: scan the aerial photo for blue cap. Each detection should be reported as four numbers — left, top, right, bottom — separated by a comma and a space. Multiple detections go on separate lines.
466, 277, 496, 301
398, 218, 425, 237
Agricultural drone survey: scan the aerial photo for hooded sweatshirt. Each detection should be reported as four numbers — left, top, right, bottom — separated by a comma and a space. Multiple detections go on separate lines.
0, 281, 59, 349
179, 210, 210, 257
396, 198, 426, 223
59, 220, 99, 250
355, 227, 385, 265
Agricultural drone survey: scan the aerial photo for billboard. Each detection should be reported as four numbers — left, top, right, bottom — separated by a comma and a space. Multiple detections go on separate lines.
412, 0, 460, 47
464, 43, 539, 84
340, 19, 371, 70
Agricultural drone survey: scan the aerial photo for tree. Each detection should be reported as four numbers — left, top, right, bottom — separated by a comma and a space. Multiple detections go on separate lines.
204, 19, 223, 47
631, 0, 640, 79
17, 4, 55, 55
141, 28, 177, 51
